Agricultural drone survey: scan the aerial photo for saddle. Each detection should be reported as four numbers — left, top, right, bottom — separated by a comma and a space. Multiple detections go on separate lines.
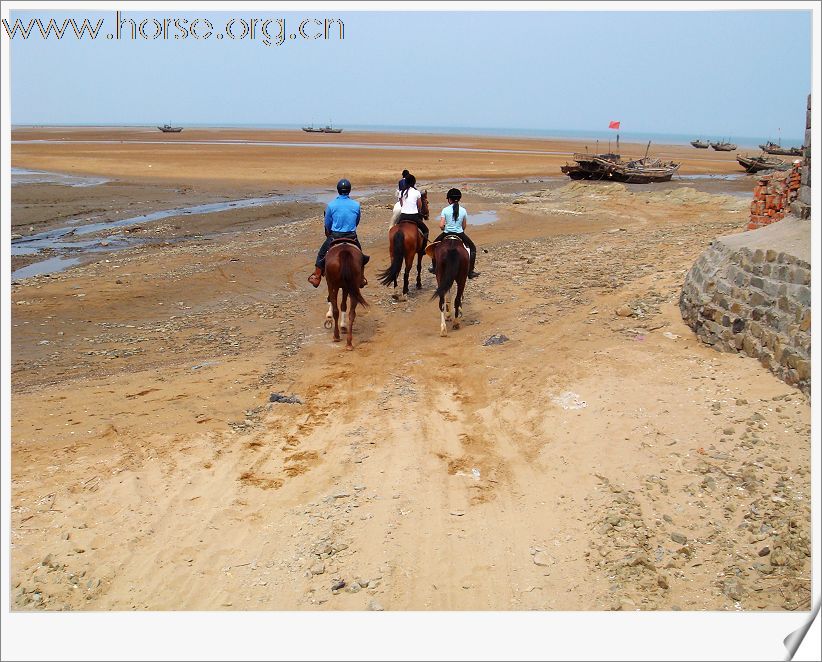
329, 237, 361, 252
424, 235, 467, 259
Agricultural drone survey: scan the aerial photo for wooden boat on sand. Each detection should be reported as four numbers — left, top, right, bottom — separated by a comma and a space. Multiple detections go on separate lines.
758, 141, 802, 156
561, 151, 680, 183
737, 153, 790, 173
710, 140, 737, 151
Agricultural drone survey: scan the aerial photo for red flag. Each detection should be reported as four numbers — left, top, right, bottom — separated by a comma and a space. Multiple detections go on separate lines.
608, 121, 620, 130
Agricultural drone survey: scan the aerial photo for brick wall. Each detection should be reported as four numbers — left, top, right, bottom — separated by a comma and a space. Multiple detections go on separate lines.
748, 164, 802, 230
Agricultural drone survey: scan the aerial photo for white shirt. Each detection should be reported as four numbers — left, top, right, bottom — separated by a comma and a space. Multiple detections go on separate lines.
399, 187, 421, 214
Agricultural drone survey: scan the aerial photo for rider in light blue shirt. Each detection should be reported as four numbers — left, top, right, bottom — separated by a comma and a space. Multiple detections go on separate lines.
441, 203, 468, 234
308, 178, 369, 287
428, 188, 479, 278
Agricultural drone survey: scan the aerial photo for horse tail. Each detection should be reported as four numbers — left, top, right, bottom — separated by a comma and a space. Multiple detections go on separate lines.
378, 229, 406, 286
339, 247, 367, 307
432, 246, 461, 300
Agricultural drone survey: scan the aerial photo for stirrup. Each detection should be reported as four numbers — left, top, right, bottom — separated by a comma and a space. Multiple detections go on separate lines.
428, 266, 436, 274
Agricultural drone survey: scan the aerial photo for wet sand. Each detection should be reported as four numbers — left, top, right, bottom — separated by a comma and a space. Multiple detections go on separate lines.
9, 128, 810, 612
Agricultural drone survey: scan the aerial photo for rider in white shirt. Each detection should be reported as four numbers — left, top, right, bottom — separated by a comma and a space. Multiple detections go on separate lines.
394, 173, 428, 243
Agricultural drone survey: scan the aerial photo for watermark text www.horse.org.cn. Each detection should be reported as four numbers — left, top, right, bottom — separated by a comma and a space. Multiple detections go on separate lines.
2, 11, 345, 47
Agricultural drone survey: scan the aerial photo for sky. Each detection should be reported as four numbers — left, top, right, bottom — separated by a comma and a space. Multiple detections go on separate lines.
5, 8, 814, 141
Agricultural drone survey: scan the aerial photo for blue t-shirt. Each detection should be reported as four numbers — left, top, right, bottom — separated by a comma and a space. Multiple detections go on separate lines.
441, 204, 467, 233
324, 195, 361, 233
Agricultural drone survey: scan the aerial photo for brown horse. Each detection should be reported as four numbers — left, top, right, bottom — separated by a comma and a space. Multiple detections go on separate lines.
322, 241, 367, 349
427, 236, 469, 337
377, 191, 429, 300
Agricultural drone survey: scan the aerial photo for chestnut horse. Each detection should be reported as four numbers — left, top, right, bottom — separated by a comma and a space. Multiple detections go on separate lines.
322, 241, 367, 349
377, 191, 429, 300
427, 236, 469, 337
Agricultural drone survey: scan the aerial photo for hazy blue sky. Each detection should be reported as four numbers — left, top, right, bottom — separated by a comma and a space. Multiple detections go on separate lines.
7, 9, 813, 140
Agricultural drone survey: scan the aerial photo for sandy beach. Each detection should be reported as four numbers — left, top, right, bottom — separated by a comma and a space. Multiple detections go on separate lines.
9, 127, 810, 612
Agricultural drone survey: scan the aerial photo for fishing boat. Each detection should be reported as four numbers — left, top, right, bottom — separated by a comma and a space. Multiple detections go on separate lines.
710, 140, 737, 151
758, 141, 802, 156
322, 122, 343, 134
690, 139, 710, 149
736, 153, 790, 173
158, 124, 183, 133
561, 152, 618, 180
302, 124, 325, 133
561, 147, 679, 183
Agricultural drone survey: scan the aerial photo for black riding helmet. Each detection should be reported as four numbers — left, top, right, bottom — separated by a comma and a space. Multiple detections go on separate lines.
446, 187, 462, 201
337, 178, 352, 195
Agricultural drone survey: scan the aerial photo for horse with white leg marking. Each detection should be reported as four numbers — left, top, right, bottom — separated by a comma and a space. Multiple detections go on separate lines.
323, 241, 367, 349
428, 236, 469, 337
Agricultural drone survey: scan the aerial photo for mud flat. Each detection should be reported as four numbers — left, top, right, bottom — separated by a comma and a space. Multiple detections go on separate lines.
12, 126, 744, 189
10, 132, 809, 612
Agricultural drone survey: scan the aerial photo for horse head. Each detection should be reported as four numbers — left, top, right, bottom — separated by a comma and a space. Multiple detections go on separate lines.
421, 190, 429, 220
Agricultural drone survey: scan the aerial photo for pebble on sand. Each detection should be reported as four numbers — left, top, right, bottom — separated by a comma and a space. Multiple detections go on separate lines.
670, 532, 688, 545
615, 305, 633, 317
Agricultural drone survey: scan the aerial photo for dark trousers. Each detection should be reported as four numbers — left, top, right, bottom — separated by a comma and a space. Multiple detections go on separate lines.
398, 213, 429, 239
315, 231, 361, 269
432, 232, 477, 272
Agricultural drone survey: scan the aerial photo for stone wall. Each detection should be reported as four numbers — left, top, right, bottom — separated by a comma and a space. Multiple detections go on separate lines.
790, 94, 812, 220
680, 217, 811, 393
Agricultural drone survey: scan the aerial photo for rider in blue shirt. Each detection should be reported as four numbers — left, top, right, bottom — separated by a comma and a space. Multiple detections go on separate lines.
308, 178, 369, 287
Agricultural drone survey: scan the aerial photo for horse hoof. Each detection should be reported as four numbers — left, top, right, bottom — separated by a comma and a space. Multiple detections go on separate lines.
400, 295, 408, 302
340, 326, 348, 333
333, 336, 341, 342
391, 293, 399, 301
453, 322, 461, 330
324, 320, 333, 329
345, 344, 354, 351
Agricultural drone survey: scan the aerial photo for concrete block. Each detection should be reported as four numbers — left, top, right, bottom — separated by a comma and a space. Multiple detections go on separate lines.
798, 186, 811, 205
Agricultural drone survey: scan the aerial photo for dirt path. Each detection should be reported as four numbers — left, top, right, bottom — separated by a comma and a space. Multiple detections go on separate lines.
11, 182, 810, 612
